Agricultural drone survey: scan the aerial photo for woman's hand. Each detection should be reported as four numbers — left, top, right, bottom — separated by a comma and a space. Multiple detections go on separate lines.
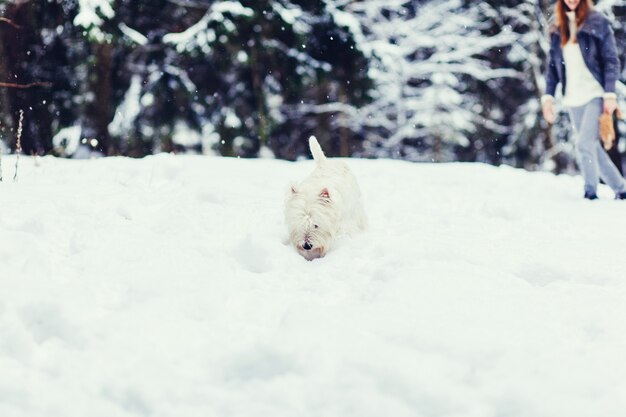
604, 97, 618, 115
542, 99, 556, 124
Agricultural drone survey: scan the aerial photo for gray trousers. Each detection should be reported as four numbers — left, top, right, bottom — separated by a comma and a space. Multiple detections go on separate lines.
568, 98, 625, 195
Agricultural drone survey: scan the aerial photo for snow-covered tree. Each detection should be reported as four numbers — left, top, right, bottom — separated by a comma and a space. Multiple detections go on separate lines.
71, 0, 372, 158
157, 0, 372, 159
344, 0, 521, 163
479, 0, 563, 171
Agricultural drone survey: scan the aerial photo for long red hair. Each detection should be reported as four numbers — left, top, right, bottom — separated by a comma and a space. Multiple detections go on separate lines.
555, 0, 594, 46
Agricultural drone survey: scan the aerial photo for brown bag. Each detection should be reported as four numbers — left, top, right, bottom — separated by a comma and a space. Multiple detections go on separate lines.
600, 107, 623, 151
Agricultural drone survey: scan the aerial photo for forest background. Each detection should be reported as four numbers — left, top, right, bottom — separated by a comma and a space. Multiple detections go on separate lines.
1, 0, 625, 173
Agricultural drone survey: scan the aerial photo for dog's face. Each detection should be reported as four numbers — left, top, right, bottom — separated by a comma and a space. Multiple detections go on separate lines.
285, 186, 340, 261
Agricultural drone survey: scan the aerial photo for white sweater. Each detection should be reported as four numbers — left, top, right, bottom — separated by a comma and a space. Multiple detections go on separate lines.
562, 12, 604, 107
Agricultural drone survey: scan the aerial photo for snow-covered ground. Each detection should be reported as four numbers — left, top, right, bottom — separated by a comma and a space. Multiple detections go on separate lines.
1, 154, 626, 417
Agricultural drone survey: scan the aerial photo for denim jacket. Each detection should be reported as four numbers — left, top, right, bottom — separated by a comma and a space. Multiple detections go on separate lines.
545, 10, 621, 98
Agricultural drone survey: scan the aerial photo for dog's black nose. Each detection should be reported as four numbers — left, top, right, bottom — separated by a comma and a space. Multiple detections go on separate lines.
303, 242, 313, 251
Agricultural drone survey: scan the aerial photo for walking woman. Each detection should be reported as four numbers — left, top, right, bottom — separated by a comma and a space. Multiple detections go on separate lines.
542, 0, 625, 200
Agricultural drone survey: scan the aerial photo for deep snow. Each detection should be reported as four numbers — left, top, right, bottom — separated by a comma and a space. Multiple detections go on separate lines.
1, 154, 626, 417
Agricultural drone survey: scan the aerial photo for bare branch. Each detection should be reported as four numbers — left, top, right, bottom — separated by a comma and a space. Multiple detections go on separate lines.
0, 81, 52, 89
0, 17, 21, 30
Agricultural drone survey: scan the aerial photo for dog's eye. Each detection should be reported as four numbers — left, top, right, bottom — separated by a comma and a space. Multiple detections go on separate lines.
314, 224, 319, 229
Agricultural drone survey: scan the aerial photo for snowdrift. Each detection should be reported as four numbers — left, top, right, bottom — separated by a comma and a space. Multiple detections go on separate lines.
1, 154, 625, 416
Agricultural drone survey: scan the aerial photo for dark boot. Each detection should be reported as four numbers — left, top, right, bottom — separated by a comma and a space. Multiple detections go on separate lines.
584, 191, 598, 200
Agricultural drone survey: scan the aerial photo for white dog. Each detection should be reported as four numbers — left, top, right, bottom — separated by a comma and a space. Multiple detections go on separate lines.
284, 136, 367, 261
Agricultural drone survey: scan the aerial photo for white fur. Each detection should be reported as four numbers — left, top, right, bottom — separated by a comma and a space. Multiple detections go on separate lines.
284, 136, 367, 261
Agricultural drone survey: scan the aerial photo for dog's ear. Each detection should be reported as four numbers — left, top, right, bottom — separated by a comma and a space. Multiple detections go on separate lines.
319, 188, 331, 200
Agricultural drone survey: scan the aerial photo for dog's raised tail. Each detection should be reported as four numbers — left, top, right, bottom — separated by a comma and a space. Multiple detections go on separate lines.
309, 136, 327, 165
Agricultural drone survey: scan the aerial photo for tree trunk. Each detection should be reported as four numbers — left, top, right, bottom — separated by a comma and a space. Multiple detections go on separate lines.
90, 43, 114, 155
338, 84, 350, 157
250, 38, 265, 156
